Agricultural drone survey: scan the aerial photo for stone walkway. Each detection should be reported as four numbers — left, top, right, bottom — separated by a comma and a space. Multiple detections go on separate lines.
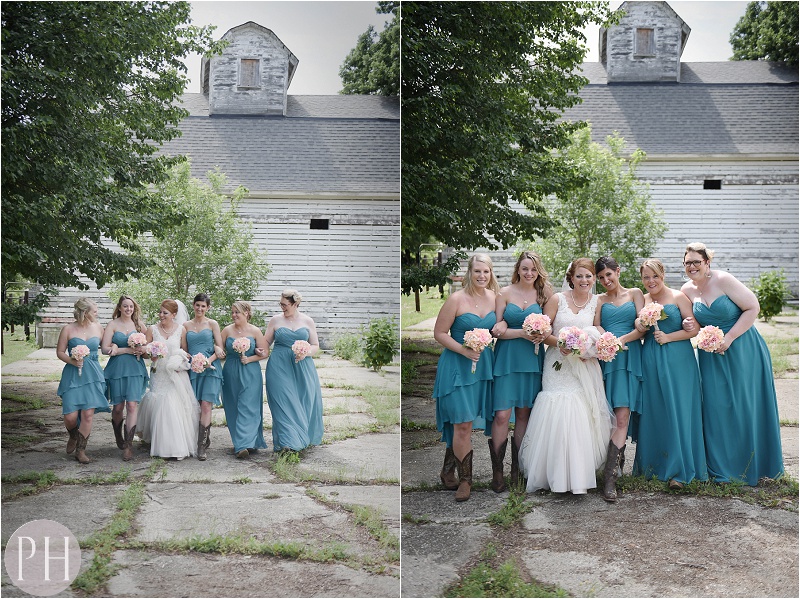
1, 349, 400, 597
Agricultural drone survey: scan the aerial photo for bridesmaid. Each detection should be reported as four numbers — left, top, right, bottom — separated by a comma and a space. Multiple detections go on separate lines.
221, 301, 268, 458
680, 242, 783, 485
633, 259, 707, 488
183, 293, 225, 461
488, 251, 552, 491
432, 253, 498, 501
593, 256, 645, 502
101, 295, 149, 461
56, 297, 110, 463
264, 289, 324, 452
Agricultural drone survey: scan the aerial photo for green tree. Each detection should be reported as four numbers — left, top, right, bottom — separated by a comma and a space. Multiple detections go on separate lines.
339, 1, 399, 95
1, 1, 224, 296
109, 163, 271, 327
520, 127, 667, 289
730, 1, 799, 66
401, 1, 614, 256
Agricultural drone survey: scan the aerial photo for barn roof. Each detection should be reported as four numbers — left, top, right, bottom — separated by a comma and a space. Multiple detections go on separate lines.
163, 94, 399, 195
567, 61, 799, 156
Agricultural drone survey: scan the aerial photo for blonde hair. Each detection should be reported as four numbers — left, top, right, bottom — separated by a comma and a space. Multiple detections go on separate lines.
565, 258, 595, 289
639, 258, 666, 280
281, 289, 303, 304
73, 297, 97, 325
684, 242, 714, 262
463, 253, 499, 295
113, 295, 144, 330
231, 300, 252, 321
511, 251, 552, 304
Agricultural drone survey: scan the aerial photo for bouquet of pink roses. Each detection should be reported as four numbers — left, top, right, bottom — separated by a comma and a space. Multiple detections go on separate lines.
291, 340, 312, 363
595, 331, 626, 362
696, 325, 725, 354
522, 313, 552, 355
147, 341, 168, 371
553, 326, 590, 371
128, 332, 147, 361
232, 337, 251, 358
191, 352, 216, 373
463, 328, 494, 373
638, 302, 668, 329
71, 344, 90, 377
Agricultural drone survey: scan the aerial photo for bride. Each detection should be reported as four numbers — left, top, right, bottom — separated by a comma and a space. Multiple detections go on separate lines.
138, 299, 199, 459
519, 258, 615, 494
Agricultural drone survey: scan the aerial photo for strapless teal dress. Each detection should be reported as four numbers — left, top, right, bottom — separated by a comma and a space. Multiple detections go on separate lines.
432, 312, 496, 447
187, 329, 223, 406
599, 301, 643, 413
104, 331, 149, 404
633, 304, 707, 483
694, 295, 783, 484
492, 303, 544, 414
265, 327, 324, 451
57, 337, 110, 415
221, 336, 267, 453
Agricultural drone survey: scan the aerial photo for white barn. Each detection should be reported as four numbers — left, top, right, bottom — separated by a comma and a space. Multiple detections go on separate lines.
37, 22, 400, 348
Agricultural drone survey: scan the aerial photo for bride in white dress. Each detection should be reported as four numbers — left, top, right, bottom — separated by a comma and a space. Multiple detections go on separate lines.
519, 259, 615, 494
138, 299, 199, 459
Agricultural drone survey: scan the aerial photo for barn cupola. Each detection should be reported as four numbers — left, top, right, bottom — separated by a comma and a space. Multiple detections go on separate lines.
599, 1, 691, 83
200, 21, 299, 116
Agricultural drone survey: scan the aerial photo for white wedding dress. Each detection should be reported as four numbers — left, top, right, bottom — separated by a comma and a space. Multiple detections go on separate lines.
137, 325, 199, 459
519, 293, 614, 494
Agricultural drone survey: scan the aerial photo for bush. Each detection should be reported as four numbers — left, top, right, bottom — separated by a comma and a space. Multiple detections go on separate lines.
333, 333, 363, 363
751, 269, 789, 322
362, 317, 399, 371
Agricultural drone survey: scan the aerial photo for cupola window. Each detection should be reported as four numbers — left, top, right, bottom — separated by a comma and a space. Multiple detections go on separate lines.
635, 28, 655, 56
238, 58, 261, 89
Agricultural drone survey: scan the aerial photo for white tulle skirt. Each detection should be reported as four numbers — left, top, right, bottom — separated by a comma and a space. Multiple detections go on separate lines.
138, 353, 199, 459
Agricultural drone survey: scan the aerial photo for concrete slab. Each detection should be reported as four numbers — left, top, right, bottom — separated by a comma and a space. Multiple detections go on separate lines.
775, 378, 799, 421
299, 433, 400, 482
316, 484, 401, 535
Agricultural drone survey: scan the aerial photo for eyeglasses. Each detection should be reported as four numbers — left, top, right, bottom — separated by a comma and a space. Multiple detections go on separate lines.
279, 302, 291, 308
683, 260, 703, 268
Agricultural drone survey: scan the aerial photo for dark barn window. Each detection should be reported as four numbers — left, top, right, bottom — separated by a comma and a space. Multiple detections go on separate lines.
310, 219, 329, 230
703, 180, 722, 190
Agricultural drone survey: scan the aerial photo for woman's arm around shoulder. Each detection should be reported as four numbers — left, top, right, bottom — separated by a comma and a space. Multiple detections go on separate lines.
250, 324, 268, 363
491, 288, 510, 338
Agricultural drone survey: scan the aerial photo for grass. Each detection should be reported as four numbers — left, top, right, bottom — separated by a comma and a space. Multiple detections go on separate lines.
358, 385, 400, 428
445, 558, 568, 598
762, 334, 798, 377
0, 393, 47, 413
401, 417, 437, 431
486, 489, 536, 528
401, 338, 443, 356
1, 331, 38, 367
402, 291, 447, 328
402, 513, 432, 525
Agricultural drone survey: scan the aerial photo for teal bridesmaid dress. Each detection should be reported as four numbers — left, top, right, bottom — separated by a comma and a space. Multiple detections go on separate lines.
694, 295, 784, 484
491, 303, 544, 416
599, 302, 643, 414
633, 304, 707, 483
187, 329, 223, 406
222, 336, 267, 453
265, 327, 324, 451
432, 312, 496, 447
104, 331, 149, 405
57, 336, 110, 415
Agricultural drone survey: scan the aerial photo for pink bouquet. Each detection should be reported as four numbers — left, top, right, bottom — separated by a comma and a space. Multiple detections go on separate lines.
191, 352, 216, 373
463, 328, 494, 373
232, 337, 251, 356
696, 325, 725, 354
554, 326, 590, 371
71, 344, 90, 377
522, 313, 552, 355
147, 341, 168, 371
291, 340, 312, 363
638, 303, 668, 329
595, 331, 625, 362
128, 332, 147, 361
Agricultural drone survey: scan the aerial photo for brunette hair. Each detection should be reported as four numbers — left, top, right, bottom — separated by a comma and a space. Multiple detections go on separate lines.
684, 242, 714, 262
113, 295, 145, 332
463, 253, 500, 295
73, 297, 97, 325
231, 300, 252, 322
565, 258, 595, 289
193, 293, 212, 306
511, 251, 552, 304
594, 256, 620, 274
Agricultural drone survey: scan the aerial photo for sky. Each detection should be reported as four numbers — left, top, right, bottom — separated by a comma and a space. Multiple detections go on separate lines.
182, 1, 750, 95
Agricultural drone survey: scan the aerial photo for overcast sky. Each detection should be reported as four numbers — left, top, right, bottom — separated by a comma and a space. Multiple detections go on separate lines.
182, 1, 749, 95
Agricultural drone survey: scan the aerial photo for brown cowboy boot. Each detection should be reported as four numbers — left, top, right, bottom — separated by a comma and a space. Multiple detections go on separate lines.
75, 431, 92, 464
122, 425, 136, 461
510, 435, 521, 487
112, 417, 125, 450
454, 450, 473, 502
66, 425, 79, 454
488, 438, 507, 492
603, 440, 621, 502
617, 443, 626, 476
440, 446, 459, 490
197, 424, 210, 461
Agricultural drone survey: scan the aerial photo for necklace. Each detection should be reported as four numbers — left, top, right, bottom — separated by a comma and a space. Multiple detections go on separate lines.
571, 291, 591, 309
160, 321, 177, 336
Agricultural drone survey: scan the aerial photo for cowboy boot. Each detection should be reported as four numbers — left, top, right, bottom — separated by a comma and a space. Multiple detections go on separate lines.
197, 424, 209, 461
440, 446, 459, 490
510, 435, 520, 487
122, 425, 136, 461
454, 450, 473, 502
112, 417, 125, 450
75, 432, 92, 464
617, 443, 626, 477
204, 425, 211, 449
488, 438, 507, 492
603, 441, 621, 502
66, 425, 79, 454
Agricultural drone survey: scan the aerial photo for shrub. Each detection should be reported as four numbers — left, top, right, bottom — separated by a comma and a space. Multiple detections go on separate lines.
362, 317, 399, 371
333, 333, 362, 363
751, 269, 789, 322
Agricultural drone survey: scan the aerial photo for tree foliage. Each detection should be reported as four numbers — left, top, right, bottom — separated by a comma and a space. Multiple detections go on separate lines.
109, 163, 271, 327
401, 251, 466, 296
339, 1, 399, 95
730, 1, 799, 66
401, 1, 614, 255
1, 1, 224, 294
520, 127, 667, 290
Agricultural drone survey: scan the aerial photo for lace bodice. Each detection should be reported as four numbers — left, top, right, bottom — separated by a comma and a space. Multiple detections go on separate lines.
151, 325, 183, 355
554, 292, 598, 330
